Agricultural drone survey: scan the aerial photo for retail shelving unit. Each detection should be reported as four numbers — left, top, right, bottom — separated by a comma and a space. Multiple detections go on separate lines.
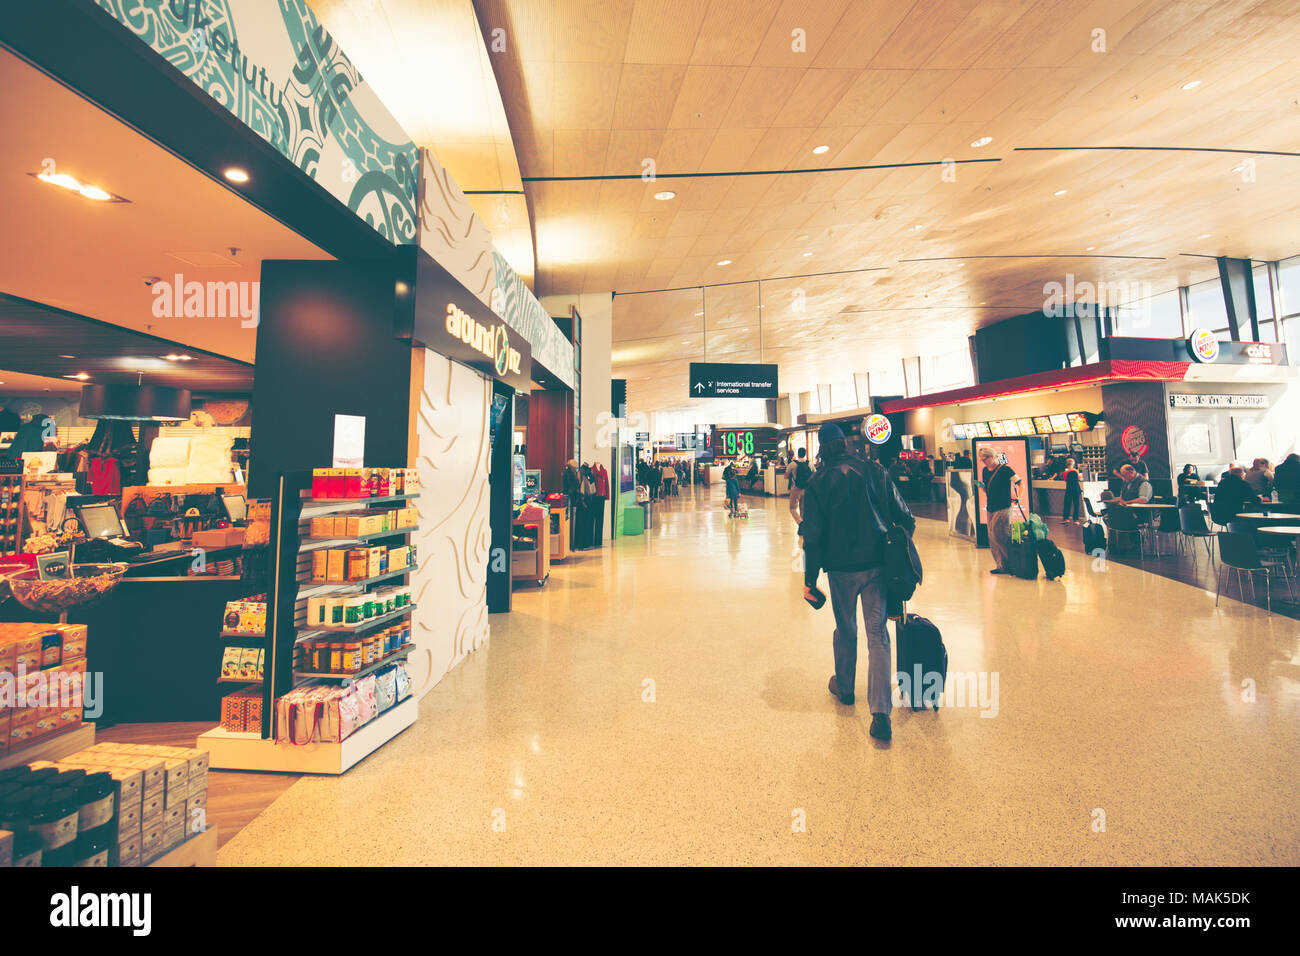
200, 471, 419, 774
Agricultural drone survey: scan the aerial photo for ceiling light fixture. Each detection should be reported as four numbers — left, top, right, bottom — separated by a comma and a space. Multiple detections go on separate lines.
33, 170, 128, 203
1198, 233, 1211, 239
812, 145, 830, 155
1085, 246, 1095, 251
910, 224, 924, 231
795, 234, 809, 241
653, 190, 676, 200
223, 167, 250, 184
163, 354, 195, 362
1182, 80, 1201, 90
1054, 189, 1068, 196
58, 354, 75, 359
66, 373, 90, 380
802, 251, 813, 257
970, 136, 993, 148
716, 259, 731, 266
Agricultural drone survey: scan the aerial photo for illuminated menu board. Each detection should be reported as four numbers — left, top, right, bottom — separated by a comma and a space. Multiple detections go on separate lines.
952, 423, 968, 439
1049, 414, 1070, 432
1033, 416, 1054, 435
973, 421, 991, 437
1016, 418, 1035, 436
1067, 412, 1092, 432
989, 420, 1008, 436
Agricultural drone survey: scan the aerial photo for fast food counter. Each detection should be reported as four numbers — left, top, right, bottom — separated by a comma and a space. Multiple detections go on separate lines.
0, 545, 248, 725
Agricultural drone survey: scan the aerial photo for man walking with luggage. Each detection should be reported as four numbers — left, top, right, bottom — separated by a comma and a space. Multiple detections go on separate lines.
978, 445, 1014, 575
801, 423, 915, 742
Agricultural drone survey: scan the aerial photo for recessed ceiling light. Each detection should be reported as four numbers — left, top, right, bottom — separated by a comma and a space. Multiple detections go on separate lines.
716, 259, 731, 266
653, 190, 676, 200
1182, 80, 1201, 90
58, 354, 75, 359
956, 262, 965, 268
1198, 233, 1211, 239
910, 224, 924, 231
1085, 246, 1095, 251
812, 145, 830, 155
802, 251, 813, 257
970, 136, 993, 148
695, 311, 704, 316
223, 167, 250, 184
34, 171, 127, 203
1231, 163, 1247, 173
1054, 189, 1068, 196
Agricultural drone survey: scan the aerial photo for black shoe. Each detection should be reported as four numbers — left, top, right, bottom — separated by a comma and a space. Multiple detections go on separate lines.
990, 568, 1010, 575
828, 676, 854, 706
869, 713, 892, 741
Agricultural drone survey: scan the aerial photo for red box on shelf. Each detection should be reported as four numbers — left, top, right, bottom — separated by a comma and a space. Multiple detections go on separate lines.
326, 469, 345, 499
342, 469, 364, 498
312, 468, 329, 499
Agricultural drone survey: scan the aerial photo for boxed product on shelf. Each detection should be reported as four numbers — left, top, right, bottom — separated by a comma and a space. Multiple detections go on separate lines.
221, 599, 266, 636
0, 623, 90, 755
220, 687, 263, 733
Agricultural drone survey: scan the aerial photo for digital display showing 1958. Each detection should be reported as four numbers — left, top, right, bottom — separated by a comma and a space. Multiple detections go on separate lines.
719, 431, 755, 456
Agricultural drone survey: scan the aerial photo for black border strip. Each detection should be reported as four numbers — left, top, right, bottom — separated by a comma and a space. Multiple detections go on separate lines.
524, 158, 1001, 183
1015, 146, 1300, 158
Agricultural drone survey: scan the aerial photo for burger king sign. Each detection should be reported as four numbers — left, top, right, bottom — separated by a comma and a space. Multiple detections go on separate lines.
865, 414, 892, 445
1187, 328, 1219, 363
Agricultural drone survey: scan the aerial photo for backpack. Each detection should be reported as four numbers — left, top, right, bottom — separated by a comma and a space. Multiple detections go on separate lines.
794, 460, 811, 489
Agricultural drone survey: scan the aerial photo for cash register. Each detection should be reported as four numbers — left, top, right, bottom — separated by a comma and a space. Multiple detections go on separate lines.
73, 500, 148, 561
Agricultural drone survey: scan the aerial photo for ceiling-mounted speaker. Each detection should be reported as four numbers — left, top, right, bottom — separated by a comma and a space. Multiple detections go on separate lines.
80, 384, 192, 422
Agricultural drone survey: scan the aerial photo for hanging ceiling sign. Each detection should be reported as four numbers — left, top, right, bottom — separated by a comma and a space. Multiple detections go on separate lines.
688, 363, 778, 399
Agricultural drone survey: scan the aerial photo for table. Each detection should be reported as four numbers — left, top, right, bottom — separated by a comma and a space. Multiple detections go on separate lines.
1255, 526, 1300, 602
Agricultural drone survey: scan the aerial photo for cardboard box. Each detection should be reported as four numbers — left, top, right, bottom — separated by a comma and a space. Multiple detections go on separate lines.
141, 790, 164, 823
117, 800, 142, 838
192, 527, 245, 549
141, 824, 164, 861
326, 549, 346, 582
186, 790, 208, 818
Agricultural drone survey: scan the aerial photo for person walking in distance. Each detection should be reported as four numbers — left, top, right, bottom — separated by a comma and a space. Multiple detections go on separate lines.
978, 446, 1015, 575
786, 447, 811, 528
801, 423, 916, 742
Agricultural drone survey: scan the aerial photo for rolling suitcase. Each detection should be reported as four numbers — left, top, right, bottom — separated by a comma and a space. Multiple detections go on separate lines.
1082, 521, 1106, 553
1036, 538, 1066, 580
1008, 537, 1039, 579
896, 613, 948, 711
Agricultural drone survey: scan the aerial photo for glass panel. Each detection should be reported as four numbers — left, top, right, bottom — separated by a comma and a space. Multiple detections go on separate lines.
1187, 278, 1229, 332
1253, 264, 1274, 320
1278, 255, 1300, 318
1121, 289, 1182, 338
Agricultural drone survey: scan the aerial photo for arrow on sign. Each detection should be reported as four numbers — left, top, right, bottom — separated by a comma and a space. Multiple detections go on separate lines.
694, 382, 705, 393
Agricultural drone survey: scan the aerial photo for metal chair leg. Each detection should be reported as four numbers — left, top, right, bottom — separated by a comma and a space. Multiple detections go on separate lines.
1216, 564, 1224, 606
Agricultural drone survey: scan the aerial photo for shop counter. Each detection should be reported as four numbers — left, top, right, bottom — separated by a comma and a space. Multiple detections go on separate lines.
0, 545, 249, 724
763, 467, 790, 497
703, 465, 727, 486
1034, 479, 1108, 516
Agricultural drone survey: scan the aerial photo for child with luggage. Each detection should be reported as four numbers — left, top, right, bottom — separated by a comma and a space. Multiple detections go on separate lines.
723, 465, 743, 517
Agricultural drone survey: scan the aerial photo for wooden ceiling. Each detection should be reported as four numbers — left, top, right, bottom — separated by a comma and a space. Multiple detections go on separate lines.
475, 0, 1300, 413
0, 294, 253, 394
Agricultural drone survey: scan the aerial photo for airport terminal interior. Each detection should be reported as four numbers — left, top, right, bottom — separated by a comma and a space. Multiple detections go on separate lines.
0, 0, 1297, 873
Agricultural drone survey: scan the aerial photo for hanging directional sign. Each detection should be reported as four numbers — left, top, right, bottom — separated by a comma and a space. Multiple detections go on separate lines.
688, 363, 779, 399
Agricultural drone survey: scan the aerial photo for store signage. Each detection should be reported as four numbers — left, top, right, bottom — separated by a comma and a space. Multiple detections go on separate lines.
1120, 425, 1149, 457
445, 303, 523, 378
399, 247, 532, 390
1187, 329, 1220, 363
689, 363, 778, 399
1169, 393, 1269, 409
865, 414, 892, 444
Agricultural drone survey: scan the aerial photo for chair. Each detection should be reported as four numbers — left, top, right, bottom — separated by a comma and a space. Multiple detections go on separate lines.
1216, 532, 1287, 612
1103, 505, 1143, 556
1152, 507, 1183, 557
1179, 505, 1216, 570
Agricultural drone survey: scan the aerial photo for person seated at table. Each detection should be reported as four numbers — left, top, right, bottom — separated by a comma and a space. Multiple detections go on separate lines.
1210, 465, 1260, 527
1275, 453, 1300, 504
742, 460, 761, 491
1244, 458, 1273, 497
1177, 464, 1206, 503
1116, 464, 1152, 505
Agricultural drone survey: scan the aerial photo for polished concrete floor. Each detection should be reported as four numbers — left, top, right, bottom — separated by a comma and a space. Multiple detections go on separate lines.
219, 484, 1300, 865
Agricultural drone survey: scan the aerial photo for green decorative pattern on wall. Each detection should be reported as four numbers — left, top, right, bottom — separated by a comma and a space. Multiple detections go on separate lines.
492, 251, 575, 388
94, 0, 418, 243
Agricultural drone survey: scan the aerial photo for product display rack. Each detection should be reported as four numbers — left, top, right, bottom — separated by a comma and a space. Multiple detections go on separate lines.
199, 471, 420, 774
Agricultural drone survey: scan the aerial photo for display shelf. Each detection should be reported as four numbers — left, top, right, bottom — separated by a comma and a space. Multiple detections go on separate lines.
304, 493, 421, 507
299, 526, 416, 551
219, 630, 265, 642
295, 643, 415, 681
218, 677, 263, 684
299, 568, 411, 593
0, 723, 95, 770
306, 604, 415, 634
200, 697, 417, 774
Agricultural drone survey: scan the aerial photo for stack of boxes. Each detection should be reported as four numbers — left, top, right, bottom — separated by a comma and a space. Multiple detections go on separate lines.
0, 623, 88, 757
220, 686, 263, 733
310, 467, 420, 500
55, 743, 209, 865
308, 505, 419, 540
309, 543, 417, 583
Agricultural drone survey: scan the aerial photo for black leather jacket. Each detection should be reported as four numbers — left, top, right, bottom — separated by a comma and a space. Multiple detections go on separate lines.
802, 449, 915, 586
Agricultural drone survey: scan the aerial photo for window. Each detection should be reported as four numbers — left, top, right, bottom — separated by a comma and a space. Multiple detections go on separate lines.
1187, 278, 1229, 334
1118, 289, 1182, 338
1278, 255, 1300, 319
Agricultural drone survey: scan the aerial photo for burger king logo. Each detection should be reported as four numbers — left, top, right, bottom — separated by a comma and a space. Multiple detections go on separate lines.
1120, 425, 1149, 457
1188, 328, 1219, 363
865, 414, 892, 444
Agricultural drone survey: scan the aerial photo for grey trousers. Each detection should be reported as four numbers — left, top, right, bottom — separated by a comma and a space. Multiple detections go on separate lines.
827, 568, 891, 714
989, 507, 1011, 570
